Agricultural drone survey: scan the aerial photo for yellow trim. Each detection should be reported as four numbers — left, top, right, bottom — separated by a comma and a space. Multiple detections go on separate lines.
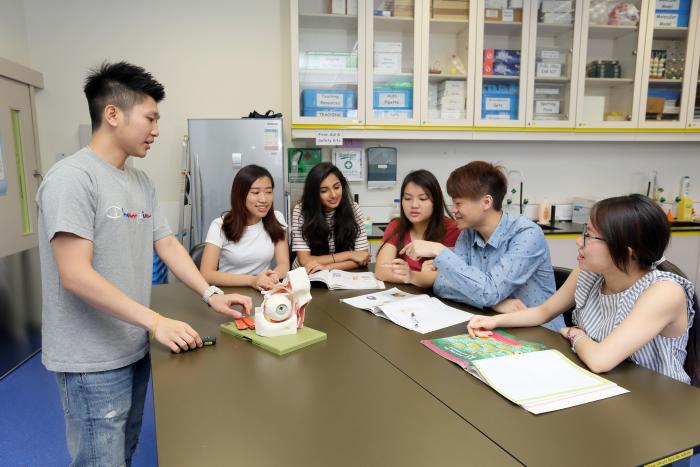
544, 234, 581, 240
644, 448, 694, 467
291, 123, 700, 133
670, 231, 700, 237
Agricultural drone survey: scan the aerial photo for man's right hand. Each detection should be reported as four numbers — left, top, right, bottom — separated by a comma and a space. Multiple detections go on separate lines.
154, 316, 202, 353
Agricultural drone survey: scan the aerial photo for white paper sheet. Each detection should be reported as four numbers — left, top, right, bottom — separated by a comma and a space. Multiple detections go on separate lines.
377, 295, 474, 334
340, 287, 421, 311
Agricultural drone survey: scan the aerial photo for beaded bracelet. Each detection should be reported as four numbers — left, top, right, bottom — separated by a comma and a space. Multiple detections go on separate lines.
570, 333, 589, 354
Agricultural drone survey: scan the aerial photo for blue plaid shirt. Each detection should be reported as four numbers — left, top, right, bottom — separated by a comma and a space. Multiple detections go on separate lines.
433, 211, 564, 331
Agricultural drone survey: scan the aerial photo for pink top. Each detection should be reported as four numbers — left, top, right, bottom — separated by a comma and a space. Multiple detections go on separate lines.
382, 218, 460, 271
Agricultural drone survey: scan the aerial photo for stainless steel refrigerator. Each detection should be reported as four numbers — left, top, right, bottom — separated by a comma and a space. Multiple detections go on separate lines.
178, 118, 287, 251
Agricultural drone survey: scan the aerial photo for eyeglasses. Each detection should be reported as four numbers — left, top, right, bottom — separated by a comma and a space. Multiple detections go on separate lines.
582, 224, 605, 247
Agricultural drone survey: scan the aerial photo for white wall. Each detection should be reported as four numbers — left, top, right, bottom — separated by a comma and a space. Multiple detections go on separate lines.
23, 0, 291, 226
0, 0, 30, 65
18, 0, 700, 229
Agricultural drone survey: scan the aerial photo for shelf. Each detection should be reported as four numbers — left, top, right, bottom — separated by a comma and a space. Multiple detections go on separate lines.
484, 21, 522, 36
648, 78, 684, 86
585, 77, 634, 87
299, 13, 358, 30
535, 76, 570, 82
429, 18, 469, 34
428, 73, 467, 82
374, 15, 415, 33
652, 26, 689, 40
587, 24, 638, 40
299, 68, 358, 85
483, 75, 520, 81
536, 23, 575, 38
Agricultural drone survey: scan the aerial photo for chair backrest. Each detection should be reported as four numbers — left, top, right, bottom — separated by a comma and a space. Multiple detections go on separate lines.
189, 243, 206, 270
553, 266, 574, 327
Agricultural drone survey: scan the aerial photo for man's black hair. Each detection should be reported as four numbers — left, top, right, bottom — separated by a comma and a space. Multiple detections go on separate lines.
83, 61, 165, 131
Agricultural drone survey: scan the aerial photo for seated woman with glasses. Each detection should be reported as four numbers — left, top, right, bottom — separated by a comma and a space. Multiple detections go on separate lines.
468, 194, 699, 386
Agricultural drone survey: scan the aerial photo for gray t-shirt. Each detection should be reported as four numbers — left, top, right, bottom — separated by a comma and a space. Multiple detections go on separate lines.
37, 147, 171, 372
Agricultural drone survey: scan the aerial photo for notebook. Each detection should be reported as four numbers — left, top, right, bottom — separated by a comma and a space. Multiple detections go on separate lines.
422, 331, 629, 414
308, 269, 385, 290
220, 322, 327, 356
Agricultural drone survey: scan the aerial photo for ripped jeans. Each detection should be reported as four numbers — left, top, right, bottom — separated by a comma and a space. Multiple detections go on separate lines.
54, 354, 150, 467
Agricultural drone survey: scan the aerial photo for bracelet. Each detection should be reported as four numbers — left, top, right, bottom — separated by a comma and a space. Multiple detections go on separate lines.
202, 285, 224, 306
570, 333, 589, 354
150, 312, 161, 340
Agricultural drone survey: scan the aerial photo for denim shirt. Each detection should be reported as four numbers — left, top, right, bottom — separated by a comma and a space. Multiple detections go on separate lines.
433, 211, 564, 331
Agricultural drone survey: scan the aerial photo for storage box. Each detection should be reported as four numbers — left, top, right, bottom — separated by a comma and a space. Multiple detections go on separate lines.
534, 98, 562, 115
655, 11, 689, 27
433, 0, 469, 19
329, 0, 346, 14
485, 0, 507, 8
482, 83, 518, 120
540, 1, 573, 13
302, 107, 358, 118
374, 42, 402, 73
656, 0, 691, 13
374, 89, 413, 109
485, 48, 521, 64
536, 62, 563, 78
501, 8, 522, 22
536, 47, 566, 63
534, 83, 564, 97
305, 51, 357, 70
373, 109, 413, 119
302, 89, 357, 109
539, 11, 573, 24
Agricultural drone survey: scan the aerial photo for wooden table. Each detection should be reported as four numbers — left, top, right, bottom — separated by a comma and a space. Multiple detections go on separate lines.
150, 284, 519, 466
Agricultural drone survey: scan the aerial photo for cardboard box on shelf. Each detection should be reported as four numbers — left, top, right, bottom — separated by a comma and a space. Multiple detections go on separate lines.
501, 7, 522, 22
432, 0, 469, 19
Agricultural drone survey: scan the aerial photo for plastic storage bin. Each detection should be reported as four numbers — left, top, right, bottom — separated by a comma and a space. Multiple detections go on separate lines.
482, 83, 518, 120
373, 89, 413, 109
302, 89, 356, 109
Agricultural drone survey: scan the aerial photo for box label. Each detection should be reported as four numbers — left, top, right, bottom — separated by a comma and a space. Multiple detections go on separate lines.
485, 97, 511, 111
317, 93, 344, 107
541, 50, 562, 61
378, 92, 407, 107
657, 0, 680, 9
535, 87, 561, 96
655, 13, 679, 26
537, 62, 562, 78
535, 100, 561, 114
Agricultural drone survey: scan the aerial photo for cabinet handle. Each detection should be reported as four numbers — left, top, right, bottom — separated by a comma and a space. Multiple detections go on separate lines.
632, 50, 637, 56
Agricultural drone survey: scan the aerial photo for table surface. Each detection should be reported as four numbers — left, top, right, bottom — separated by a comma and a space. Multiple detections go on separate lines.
151, 282, 700, 467
149, 284, 519, 466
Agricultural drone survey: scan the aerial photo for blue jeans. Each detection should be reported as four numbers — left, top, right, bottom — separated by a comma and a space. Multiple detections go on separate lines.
54, 353, 150, 467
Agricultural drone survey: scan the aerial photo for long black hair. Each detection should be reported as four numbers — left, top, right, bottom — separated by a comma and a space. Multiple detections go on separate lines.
380, 170, 453, 253
300, 162, 357, 255
591, 194, 700, 387
221, 165, 285, 244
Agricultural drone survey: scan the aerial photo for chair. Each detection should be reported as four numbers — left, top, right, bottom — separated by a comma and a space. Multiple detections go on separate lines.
189, 243, 206, 270
553, 266, 575, 327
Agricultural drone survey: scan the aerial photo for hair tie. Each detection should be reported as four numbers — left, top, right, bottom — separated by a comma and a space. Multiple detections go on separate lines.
651, 255, 667, 270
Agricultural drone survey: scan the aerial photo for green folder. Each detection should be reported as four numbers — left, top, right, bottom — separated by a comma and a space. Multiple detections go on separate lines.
220, 322, 327, 356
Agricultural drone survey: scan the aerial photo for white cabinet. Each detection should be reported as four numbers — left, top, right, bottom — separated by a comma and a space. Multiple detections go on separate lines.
666, 233, 700, 284
290, 0, 700, 136
638, 0, 700, 127
545, 235, 579, 269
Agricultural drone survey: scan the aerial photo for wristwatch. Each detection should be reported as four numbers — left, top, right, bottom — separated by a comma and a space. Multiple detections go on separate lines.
202, 285, 224, 306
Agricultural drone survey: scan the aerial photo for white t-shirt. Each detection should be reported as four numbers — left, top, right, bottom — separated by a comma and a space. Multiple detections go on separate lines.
205, 210, 287, 275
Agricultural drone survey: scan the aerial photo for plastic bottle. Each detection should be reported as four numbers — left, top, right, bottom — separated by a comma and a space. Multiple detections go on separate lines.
390, 198, 401, 220
364, 216, 373, 237
677, 176, 694, 222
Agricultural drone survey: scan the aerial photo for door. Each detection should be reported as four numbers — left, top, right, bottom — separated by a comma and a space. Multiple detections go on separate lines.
0, 77, 41, 258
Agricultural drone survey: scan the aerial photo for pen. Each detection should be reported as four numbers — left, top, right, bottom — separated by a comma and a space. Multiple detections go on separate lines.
410, 312, 420, 329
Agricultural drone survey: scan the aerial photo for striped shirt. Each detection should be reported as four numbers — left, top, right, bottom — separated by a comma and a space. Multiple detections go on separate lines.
573, 269, 696, 384
291, 202, 369, 268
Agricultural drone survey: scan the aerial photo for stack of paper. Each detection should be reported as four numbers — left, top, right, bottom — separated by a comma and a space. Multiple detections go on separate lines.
422, 332, 628, 414
342, 288, 473, 333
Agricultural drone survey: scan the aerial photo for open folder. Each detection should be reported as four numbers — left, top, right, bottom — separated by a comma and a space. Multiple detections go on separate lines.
422, 331, 628, 414
341, 288, 473, 334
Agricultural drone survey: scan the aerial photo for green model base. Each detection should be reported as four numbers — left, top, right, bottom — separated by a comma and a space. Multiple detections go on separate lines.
220, 322, 327, 356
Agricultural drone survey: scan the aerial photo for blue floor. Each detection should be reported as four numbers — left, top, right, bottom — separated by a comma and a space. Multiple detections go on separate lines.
0, 352, 157, 466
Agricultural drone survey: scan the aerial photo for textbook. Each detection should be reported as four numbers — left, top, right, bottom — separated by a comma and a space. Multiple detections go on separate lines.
220, 322, 327, 356
308, 269, 385, 290
422, 331, 629, 414
341, 288, 473, 333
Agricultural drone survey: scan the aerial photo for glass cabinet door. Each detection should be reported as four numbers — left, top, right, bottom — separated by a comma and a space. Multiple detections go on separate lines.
366, 0, 422, 124
420, 0, 476, 125
293, 0, 365, 124
575, 0, 647, 128
639, 0, 697, 127
525, 0, 583, 127
473, 1, 531, 127
687, 10, 700, 127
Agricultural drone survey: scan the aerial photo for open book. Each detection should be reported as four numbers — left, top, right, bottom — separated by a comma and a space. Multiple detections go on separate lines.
341, 288, 473, 333
422, 331, 629, 414
308, 269, 385, 290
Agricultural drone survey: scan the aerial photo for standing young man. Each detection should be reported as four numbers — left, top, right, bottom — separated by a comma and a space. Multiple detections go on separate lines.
36, 61, 252, 466
401, 161, 564, 331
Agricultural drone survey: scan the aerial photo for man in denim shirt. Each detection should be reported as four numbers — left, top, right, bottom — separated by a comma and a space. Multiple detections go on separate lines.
401, 161, 564, 331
